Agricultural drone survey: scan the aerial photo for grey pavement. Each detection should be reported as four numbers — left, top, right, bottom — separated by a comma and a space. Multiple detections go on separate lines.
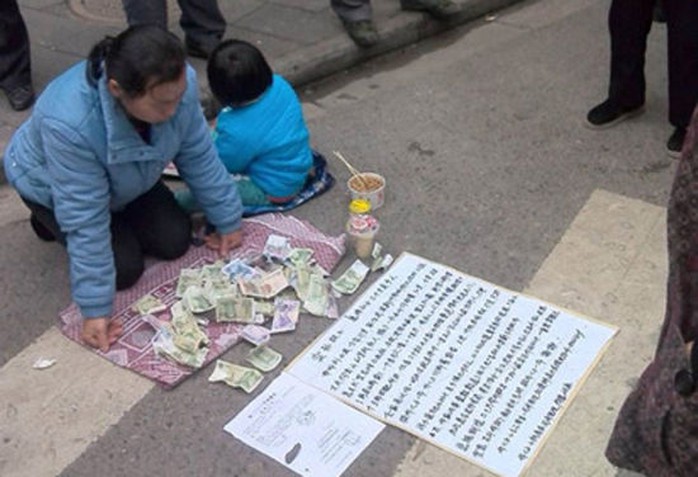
0, 0, 521, 184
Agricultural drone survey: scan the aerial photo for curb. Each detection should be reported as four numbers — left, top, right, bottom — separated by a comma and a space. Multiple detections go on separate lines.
276, 0, 521, 86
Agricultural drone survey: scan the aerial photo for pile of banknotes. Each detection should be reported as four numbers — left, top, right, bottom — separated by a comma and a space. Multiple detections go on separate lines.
132, 234, 393, 387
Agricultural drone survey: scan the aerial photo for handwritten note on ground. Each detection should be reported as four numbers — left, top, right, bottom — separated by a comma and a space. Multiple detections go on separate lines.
288, 253, 617, 477
224, 373, 384, 477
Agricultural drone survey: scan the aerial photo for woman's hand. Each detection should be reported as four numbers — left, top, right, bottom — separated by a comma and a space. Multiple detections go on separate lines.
205, 229, 243, 257
81, 317, 123, 352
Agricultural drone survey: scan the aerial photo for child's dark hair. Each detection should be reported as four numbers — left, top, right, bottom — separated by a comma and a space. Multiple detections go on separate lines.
207, 39, 273, 107
86, 25, 185, 97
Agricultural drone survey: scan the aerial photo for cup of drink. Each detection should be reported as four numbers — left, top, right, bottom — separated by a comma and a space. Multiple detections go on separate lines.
347, 172, 386, 210
346, 212, 380, 259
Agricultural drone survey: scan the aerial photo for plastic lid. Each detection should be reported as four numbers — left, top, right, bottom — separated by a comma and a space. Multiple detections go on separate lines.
349, 198, 371, 214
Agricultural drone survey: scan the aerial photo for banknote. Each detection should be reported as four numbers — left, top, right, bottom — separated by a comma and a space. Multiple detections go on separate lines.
238, 268, 289, 299
204, 279, 237, 301
170, 302, 210, 350
132, 293, 167, 315
215, 294, 256, 323
263, 234, 292, 261
176, 268, 202, 297
373, 253, 394, 272
153, 324, 207, 369
286, 248, 314, 268
241, 324, 271, 346
183, 286, 215, 313
253, 299, 275, 317
331, 260, 370, 295
289, 265, 311, 301
271, 298, 300, 334
208, 360, 263, 393
303, 272, 330, 316
200, 261, 225, 282
222, 259, 259, 282
245, 346, 282, 372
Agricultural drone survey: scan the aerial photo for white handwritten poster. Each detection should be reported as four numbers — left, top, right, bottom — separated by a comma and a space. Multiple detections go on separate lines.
288, 253, 617, 477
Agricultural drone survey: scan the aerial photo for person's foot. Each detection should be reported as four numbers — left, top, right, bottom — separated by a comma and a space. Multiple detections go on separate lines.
30, 214, 56, 242
342, 19, 379, 47
4, 83, 35, 111
585, 99, 644, 129
667, 127, 687, 158
185, 39, 220, 59
400, 0, 460, 20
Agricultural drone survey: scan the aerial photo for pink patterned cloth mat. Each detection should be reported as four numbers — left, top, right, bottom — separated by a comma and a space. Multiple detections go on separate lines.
59, 214, 345, 388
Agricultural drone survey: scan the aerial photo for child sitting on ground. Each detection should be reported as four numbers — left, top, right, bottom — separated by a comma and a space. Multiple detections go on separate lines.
179, 39, 314, 209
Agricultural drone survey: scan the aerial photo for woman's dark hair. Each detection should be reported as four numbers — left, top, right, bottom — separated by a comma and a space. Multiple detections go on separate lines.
207, 39, 273, 107
86, 25, 185, 97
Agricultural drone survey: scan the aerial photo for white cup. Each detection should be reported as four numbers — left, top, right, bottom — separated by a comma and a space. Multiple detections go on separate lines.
347, 172, 386, 210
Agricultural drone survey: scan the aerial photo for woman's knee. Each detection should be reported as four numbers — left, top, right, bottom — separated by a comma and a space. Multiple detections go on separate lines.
155, 218, 191, 260
115, 252, 145, 290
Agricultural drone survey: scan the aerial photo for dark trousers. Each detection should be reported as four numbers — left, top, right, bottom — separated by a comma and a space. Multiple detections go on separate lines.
23, 181, 192, 290
0, 0, 31, 91
609, 0, 698, 128
121, 0, 225, 49
331, 0, 372, 22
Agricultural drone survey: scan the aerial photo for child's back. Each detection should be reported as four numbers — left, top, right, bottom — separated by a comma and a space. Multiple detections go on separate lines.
208, 40, 313, 204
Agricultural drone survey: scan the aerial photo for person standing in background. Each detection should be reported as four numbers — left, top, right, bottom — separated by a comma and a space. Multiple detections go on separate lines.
332, 0, 459, 48
0, 0, 35, 111
586, 0, 698, 158
121, 0, 226, 58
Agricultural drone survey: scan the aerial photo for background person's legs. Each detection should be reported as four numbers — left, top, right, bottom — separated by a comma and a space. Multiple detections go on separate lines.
331, 0, 372, 22
0, 0, 34, 111
608, 0, 655, 109
121, 0, 168, 29
177, 0, 226, 57
665, 0, 698, 130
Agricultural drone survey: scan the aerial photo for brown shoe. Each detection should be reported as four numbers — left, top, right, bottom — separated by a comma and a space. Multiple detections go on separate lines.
400, 0, 460, 20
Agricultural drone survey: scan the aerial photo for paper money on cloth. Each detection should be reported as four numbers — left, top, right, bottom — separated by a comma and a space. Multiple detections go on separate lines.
131, 293, 167, 315
215, 294, 256, 323
238, 268, 289, 299
263, 234, 292, 261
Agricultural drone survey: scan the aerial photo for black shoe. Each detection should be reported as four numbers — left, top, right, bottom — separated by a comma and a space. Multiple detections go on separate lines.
5, 84, 35, 111
30, 214, 56, 242
185, 39, 219, 59
342, 19, 379, 47
400, 0, 460, 20
585, 99, 644, 129
667, 127, 687, 158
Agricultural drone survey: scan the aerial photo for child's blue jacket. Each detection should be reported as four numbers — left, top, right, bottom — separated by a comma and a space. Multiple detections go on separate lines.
214, 74, 312, 198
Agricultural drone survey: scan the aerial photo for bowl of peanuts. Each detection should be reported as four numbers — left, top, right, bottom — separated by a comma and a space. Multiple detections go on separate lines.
347, 172, 385, 210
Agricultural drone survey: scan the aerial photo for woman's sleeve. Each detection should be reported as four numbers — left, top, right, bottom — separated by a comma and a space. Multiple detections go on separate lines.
41, 118, 115, 318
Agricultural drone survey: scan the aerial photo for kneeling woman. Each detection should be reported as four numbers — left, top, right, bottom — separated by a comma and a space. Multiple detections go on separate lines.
3, 26, 243, 352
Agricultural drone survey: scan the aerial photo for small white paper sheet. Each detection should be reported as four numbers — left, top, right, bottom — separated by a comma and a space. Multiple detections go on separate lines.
224, 372, 385, 477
